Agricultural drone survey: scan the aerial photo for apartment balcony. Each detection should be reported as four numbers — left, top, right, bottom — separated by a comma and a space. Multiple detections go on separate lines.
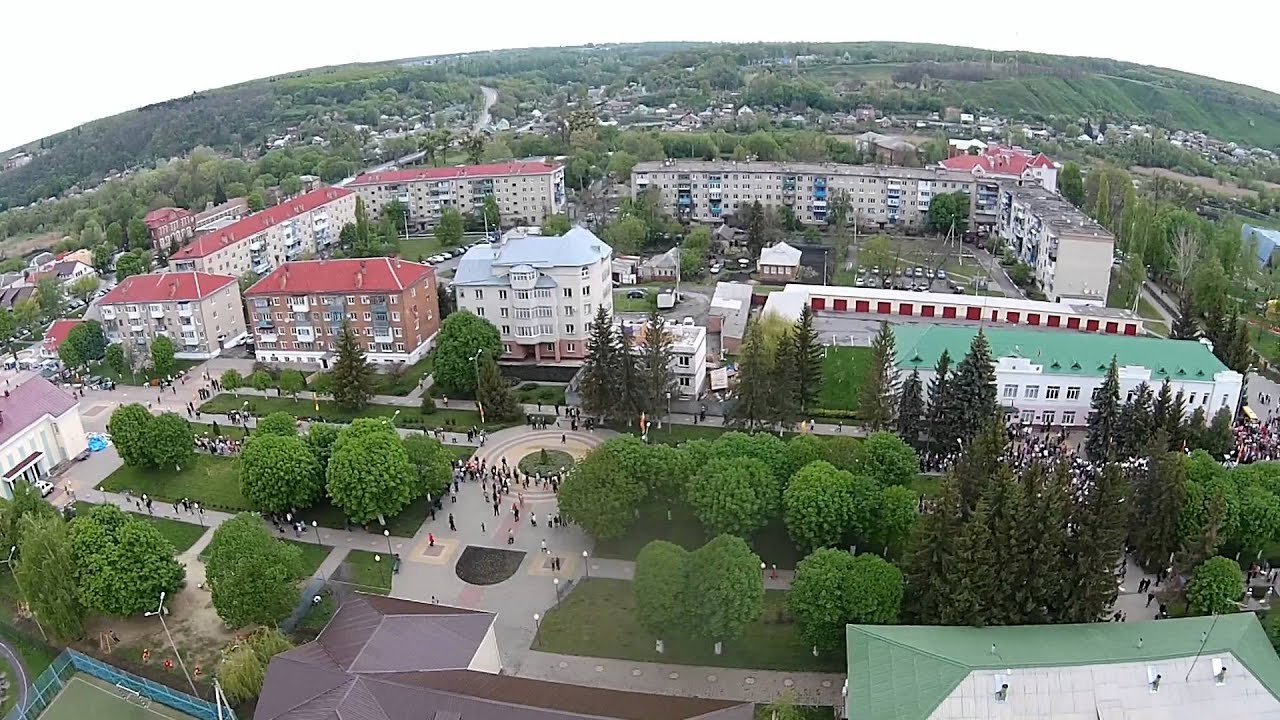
177, 304, 193, 318
154, 329, 170, 338
148, 306, 165, 318
294, 326, 316, 342
677, 183, 692, 190
708, 186, 722, 197
285, 234, 300, 247
249, 240, 265, 252
127, 310, 141, 320
286, 245, 304, 259
260, 331, 278, 343
101, 307, 117, 320
396, 193, 410, 204
253, 261, 272, 275
373, 328, 394, 343
290, 299, 309, 312
182, 334, 200, 346
129, 324, 144, 333
812, 199, 828, 209
886, 198, 901, 208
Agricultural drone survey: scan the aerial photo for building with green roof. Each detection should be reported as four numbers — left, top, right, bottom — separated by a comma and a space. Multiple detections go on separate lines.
893, 325, 1242, 428
846, 614, 1280, 720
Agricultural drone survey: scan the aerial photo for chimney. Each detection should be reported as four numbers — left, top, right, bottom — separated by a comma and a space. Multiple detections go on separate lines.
995, 684, 1008, 702
1216, 667, 1227, 684
1150, 674, 1161, 692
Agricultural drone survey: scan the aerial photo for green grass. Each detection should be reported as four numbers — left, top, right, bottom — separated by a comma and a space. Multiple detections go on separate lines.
593, 502, 803, 569
1136, 296, 1170, 336
754, 705, 835, 720
0, 622, 58, 678
100, 455, 249, 512
341, 550, 393, 594
190, 422, 247, 440
909, 474, 942, 499
73, 501, 210, 553
293, 593, 336, 642
517, 449, 575, 476
447, 445, 477, 461
198, 393, 508, 430
613, 421, 734, 445
612, 290, 657, 313
533, 579, 842, 672
311, 353, 434, 397
816, 346, 874, 412
398, 237, 447, 261
287, 540, 331, 578
514, 383, 567, 407
92, 358, 201, 387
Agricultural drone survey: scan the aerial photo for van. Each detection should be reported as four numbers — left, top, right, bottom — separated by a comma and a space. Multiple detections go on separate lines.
1243, 406, 1260, 425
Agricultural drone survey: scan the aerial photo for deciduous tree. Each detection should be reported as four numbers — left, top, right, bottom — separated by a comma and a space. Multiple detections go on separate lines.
558, 448, 646, 540
402, 434, 453, 501
240, 434, 323, 512
220, 369, 244, 395
1059, 162, 1085, 207
633, 540, 690, 641
326, 419, 416, 524
926, 191, 970, 235
435, 208, 465, 246
686, 457, 778, 537
70, 505, 184, 616
1186, 556, 1244, 616
433, 310, 503, 396
147, 412, 194, 470
541, 214, 572, 235
108, 403, 152, 467
783, 461, 877, 552
789, 549, 904, 652
854, 431, 919, 487
255, 411, 297, 437
15, 515, 85, 641
150, 334, 176, 378
250, 370, 273, 394
306, 423, 341, 472
277, 369, 305, 399
205, 514, 304, 628
604, 215, 648, 255
685, 535, 764, 646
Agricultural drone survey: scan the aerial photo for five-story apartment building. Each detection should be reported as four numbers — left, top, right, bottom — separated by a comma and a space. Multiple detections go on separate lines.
998, 186, 1115, 305
244, 258, 441, 367
98, 272, 248, 359
453, 227, 613, 364
347, 161, 566, 233
631, 160, 978, 228
169, 187, 355, 278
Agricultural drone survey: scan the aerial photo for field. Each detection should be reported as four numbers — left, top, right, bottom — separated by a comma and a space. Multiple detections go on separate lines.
338, 550, 393, 594
1130, 166, 1278, 200
397, 236, 446, 261
816, 346, 874, 412
612, 289, 657, 313
42, 674, 198, 720
593, 501, 803, 570
100, 455, 247, 512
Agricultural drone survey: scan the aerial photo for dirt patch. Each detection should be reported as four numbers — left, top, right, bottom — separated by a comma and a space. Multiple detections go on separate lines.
0, 232, 62, 261
1129, 166, 1279, 199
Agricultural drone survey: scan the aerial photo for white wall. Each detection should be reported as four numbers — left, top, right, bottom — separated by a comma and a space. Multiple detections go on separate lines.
468, 624, 503, 674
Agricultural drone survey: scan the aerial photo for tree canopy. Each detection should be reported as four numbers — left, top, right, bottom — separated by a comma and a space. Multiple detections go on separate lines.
433, 310, 503, 396
70, 505, 184, 616
326, 419, 416, 523
205, 514, 304, 628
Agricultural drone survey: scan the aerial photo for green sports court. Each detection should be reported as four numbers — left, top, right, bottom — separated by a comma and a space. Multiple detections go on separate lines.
38, 674, 199, 720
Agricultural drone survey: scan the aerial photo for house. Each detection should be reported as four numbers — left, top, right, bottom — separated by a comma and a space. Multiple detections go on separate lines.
854, 106, 878, 122
143, 207, 196, 253
36, 260, 95, 286
639, 247, 680, 281
851, 132, 919, 165
940, 144, 1059, 193
0, 286, 35, 311
757, 241, 802, 280
193, 197, 250, 234
677, 113, 703, 130
846, 614, 1280, 720
255, 594, 752, 720
0, 376, 88, 499
41, 319, 84, 360
708, 282, 753, 353
1243, 225, 1280, 267
27, 252, 53, 270
713, 224, 741, 251
621, 318, 708, 398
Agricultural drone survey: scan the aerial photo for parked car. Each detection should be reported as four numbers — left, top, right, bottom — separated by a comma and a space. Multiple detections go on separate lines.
935, 269, 947, 280
904, 267, 914, 278
33, 480, 54, 497
625, 289, 648, 299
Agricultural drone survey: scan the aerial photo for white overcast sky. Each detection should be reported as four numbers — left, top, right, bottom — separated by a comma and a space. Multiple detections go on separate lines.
2, 0, 1278, 152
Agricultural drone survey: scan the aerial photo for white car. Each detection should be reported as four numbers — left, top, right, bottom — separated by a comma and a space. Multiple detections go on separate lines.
33, 480, 54, 497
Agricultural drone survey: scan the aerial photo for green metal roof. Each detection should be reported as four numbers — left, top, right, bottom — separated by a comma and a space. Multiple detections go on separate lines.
893, 325, 1229, 381
845, 614, 1280, 720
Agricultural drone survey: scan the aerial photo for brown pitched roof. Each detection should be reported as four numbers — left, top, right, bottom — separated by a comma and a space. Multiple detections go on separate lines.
0, 376, 80, 448
256, 595, 751, 720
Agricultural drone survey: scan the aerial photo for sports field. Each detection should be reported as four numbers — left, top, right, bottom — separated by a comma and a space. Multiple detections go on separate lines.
40, 674, 197, 720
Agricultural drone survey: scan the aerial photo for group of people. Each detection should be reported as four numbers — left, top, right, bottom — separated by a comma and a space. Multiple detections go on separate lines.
194, 433, 242, 456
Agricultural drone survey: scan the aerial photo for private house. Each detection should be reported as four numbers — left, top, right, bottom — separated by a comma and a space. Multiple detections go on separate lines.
757, 241, 802, 281
0, 376, 87, 499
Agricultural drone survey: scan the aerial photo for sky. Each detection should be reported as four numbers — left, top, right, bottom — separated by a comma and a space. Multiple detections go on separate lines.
3, 0, 1278, 153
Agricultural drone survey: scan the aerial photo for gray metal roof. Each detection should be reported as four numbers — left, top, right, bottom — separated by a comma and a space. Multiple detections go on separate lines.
454, 228, 612, 287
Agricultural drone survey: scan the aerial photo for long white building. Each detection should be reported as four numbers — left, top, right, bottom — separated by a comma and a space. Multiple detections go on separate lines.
453, 227, 613, 364
895, 325, 1241, 428
620, 318, 708, 399
997, 185, 1115, 304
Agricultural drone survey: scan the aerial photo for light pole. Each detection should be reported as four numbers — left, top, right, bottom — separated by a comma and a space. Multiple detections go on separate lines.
145, 592, 198, 696
553, 577, 561, 606
666, 391, 672, 435
383, 529, 393, 556
193, 503, 203, 528
582, 550, 589, 578
312, 520, 321, 545
533, 613, 541, 628
470, 350, 485, 422
2, 546, 45, 641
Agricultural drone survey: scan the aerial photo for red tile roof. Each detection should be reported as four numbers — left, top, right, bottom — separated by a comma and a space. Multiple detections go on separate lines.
42, 319, 84, 350
347, 160, 560, 187
143, 207, 193, 229
100, 272, 236, 304
170, 187, 352, 260
941, 145, 1056, 177
245, 258, 433, 296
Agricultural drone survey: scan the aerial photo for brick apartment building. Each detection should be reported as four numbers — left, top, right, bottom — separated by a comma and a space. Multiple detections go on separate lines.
244, 258, 440, 367
169, 187, 355, 278
143, 207, 196, 253
348, 160, 566, 233
98, 272, 248, 359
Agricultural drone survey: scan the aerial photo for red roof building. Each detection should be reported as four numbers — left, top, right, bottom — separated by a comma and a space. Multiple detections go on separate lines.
100, 272, 235, 304
143, 207, 196, 253
245, 258, 434, 296
940, 144, 1059, 192
41, 319, 84, 359
99, 272, 249, 360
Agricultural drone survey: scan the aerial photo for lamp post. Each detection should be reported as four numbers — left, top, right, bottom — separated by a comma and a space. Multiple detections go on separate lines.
582, 550, 589, 578
470, 350, 485, 423
193, 503, 204, 528
666, 391, 672, 435
383, 529, 393, 556
553, 577, 561, 606
2, 546, 45, 641
311, 520, 321, 545
145, 591, 198, 696
533, 613, 541, 628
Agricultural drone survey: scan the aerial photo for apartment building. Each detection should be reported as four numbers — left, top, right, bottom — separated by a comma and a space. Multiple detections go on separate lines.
998, 186, 1115, 305
143, 207, 196, 253
98, 272, 248, 359
194, 197, 250, 234
244, 258, 441, 367
347, 161, 566, 232
941, 144, 1058, 228
630, 160, 977, 228
453, 227, 613, 364
169, 187, 355, 278
621, 319, 708, 399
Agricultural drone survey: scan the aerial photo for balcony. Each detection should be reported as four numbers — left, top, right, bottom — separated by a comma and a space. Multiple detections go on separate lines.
249, 240, 264, 252
101, 307, 116, 320
294, 326, 316, 342
812, 199, 828, 209
886, 198, 901, 208
127, 310, 141, 320
260, 332, 278, 343
286, 245, 303, 259
290, 299, 309, 312
129, 324, 144, 333
149, 306, 165, 318
285, 235, 300, 247
374, 328, 394, 343
253, 261, 272, 275
177, 304, 193, 318
182, 334, 199, 346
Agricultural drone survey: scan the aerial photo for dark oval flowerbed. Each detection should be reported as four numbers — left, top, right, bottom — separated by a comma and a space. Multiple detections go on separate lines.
455, 545, 527, 585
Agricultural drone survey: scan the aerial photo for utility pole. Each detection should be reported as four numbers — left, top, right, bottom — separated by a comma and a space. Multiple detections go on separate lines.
145, 592, 198, 697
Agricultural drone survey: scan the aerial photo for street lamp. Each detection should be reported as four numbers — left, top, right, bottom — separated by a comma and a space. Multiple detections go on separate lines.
193, 503, 204, 528
2, 546, 45, 641
311, 520, 321, 545
144, 592, 198, 696
470, 350, 485, 422
666, 391, 672, 435
553, 577, 561, 606
582, 550, 589, 578
761, 562, 766, 580
533, 613, 541, 627
383, 529, 393, 556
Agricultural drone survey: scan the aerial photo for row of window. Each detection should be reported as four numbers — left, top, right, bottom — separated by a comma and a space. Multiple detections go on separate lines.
501, 324, 578, 337
473, 303, 594, 320
465, 286, 593, 300
253, 311, 402, 323
258, 341, 408, 352
1001, 383, 1218, 408
1018, 410, 1078, 425
503, 342, 577, 354
264, 325, 409, 339
650, 175, 970, 189
253, 294, 398, 308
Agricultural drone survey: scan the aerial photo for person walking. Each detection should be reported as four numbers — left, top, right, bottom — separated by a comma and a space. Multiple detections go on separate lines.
448, 513, 456, 532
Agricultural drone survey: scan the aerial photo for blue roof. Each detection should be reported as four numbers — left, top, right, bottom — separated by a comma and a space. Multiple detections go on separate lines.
453, 227, 612, 286
1244, 225, 1280, 266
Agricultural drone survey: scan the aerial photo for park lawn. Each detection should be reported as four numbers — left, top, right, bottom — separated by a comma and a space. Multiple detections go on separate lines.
398, 237, 446, 261
533, 579, 842, 673
191, 422, 248, 440
594, 502, 803, 570
311, 353, 434, 397
515, 383, 567, 407
343, 550, 393, 594
612, 421, 733, 445
286, 540, 331, 579
448, 444, 477, 461
612, 290, 657, 313
100, 454, 250, 512
909, 474, 942, 499
307, 497, 432, 538
92, 358, 201, 387
293, 593, 336, 642
198, 393, 505, 430
1137, 297, 1170, 337
817, 346, 874, 412
73, 501, 210, 553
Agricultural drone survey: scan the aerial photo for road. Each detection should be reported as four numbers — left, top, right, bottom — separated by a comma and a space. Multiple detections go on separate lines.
476, 86, 498, 132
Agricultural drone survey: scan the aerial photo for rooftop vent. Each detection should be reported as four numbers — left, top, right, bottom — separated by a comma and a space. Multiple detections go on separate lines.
1147, 668, 1162, 693
1212, 658, 1228, 686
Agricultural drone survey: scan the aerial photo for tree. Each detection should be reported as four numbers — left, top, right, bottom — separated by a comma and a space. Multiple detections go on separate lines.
1186, 556, 1244, 616
58, 337, 87, 372
541, 214, 572, 236
205, 514, 304, 628
897, 369, 925, 446
150, 334, 176, 378
606, 151, 639, 178
789, 549, 904, 652
875, 484, 921, 552
0, 482, 58, 554
579, 306, 620, 418
464, 134, 486, 165
746, 200, 768, 256
65, 320, 105, 363
305, 424, 341, 474
69, 274, 100, 305
680, 226, 712, 278
1172, 290, 1198, 339
105, 222, 124, 248
686, 457, 778, 537
108, 404, 152, 467
15, 515, 85, 641
1060, 162, 1085, 207
558, 448, 646, 540
637, 311, 675, 421
239, 435, 322, 512
148, 412, 195, 470
1086, 356, 1122, 460
217, 629, 294, 703
402, 435, 453, 501
326, 419, 416, 524
102, 344, 128, 381
729, 319, 777, 430
476, 354, 519, 421
91, 243, 114, 273
433, 310, 503, 396
1094, 173, 1112, 228
435, 208, 465, 246
1132, 439, 1187, 568
859, 322, 899, 431
948, 330, 997, 445
854, 432, 919, 487
249, 370, 272, 394
604, 215, 647, 255
114, 250, 149, 280
927, 191, 970, 235
905, 477, 965, 623
70, 505, 184, 616
633, 540, 690, 641
0, 310, 18, 362
1117, 382, 1156, 457
220, 368, 243, 394
482, 194, 501, 229
247, 191, 266, 212
788, 306, 824, 415
684, 535, 764, 646
860, 235, 895, 273
126, 218, 151, 250
1058, 461, 1129, 622
330, 324, 376, 410
783, 461, 877, 552
35, 277, 63, 321
277, 369, 305, 399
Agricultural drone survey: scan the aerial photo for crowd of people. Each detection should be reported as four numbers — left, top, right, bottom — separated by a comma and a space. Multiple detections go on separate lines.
195, 433, 242, 456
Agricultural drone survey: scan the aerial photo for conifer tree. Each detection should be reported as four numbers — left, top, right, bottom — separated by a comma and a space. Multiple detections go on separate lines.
580, 306, 619, 418
925, 349, 955, 452
1058, 461, 1128, 622
904, 476, 963, 624
897, 369, 925, 447
1171, 290, 1198, 339
940, 497, 995, 627
1118, 382, 1155, 456
729, 320, 774, 430
859, 322, 899, 431
974, 462, 1027, 625
950, 415, 1006, 519
1131, 431, 1187, 569
1085, 356, 1122, 460
948, 330, 997, 445
476, 355, 519, 421
789, 305, 824, 414
1166, 390, 1188, 446
330, 323, 375, 410
637, 311, 675, 420
1152, 379, 1174, 432
616, 331, 644, 423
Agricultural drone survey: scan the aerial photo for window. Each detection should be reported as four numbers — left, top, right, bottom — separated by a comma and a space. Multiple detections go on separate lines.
498, 290, 508, 300
1092, 388, 1102, 401
360, 296, 370, 304
1002, 384, 1018, 399
1188, 393, 1197, 405
564, 305, 575, 316
583, 285, 591, 296
1062, 411, 1076, 425
503, 344, 512, 354
534, 289, 551, 298
515, 308, 531, 319
1046, 386, 1061, 400
1066, 386, 1081, 401
566, 342, 575, 353
1020, 410, 1035, 424
391, 312, 400, 322
1024, 385, 1040, 399
474, 290, 483, 300
515, 290, 530, 300
396, 343, 405, 352
346, 296, 355, 305
363, 312, 371, 321
1042, 411, 1056, 425
394, 328, 403, 337
501, 325, 510, 335
580, 267, 590, 278
563, 288, 573, 298
565, 324, 575, 334
500, 308, 509, 318
1203, 394, 1209, 405
475, 307, 485, 317
678, 355, 691, 367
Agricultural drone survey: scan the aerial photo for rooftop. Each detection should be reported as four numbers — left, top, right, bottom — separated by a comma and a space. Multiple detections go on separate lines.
846, 614, 1280, 720
632, 159, 975, 183
453, 227, 612, 287
708, 281, 754, 340
1004, 185, 1112, 238
347, 160, 561, 187
143, 207, 192, 229
42, 319, 84, 350
893, 325, 1229, 380
764, 284, 1138, 322
100, 272, 236, 305
760, 241, 802, 266
170, 187, 352, 259
940, 144, 1055, 178
0, 376, 79, 449
245, 258, 433, 296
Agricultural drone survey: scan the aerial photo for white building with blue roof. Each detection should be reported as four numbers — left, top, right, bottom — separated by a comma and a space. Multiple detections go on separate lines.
453, 226, 613, 363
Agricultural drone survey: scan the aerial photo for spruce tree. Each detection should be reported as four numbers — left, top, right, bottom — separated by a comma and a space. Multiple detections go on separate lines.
1171, 290, 1198, 339
616, 331, 644, 423
1059, 461, 1128, 622
949, 330, 997, 445
858, 322, 899, 431
1131, 431, 1187, 569
925, 349, 954, 453
580, 306, 619, 418
729, 320, 774, 430
638, 310, 675, 421
476, 355, 519, 421
897, 369, 925, 447
975, 463, 1027, 625
789, 305, 824, 414
1152, 379, 1174, 433
1166, 390, 1188, 445
1085, 356, 1122, 460
905, 477, 963, 624
940, 497, 995, 627
330, 323, 375, 410
950, 415, 1006, 519
1117, 382, 1155, 456
1021, 462, 1071, 623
